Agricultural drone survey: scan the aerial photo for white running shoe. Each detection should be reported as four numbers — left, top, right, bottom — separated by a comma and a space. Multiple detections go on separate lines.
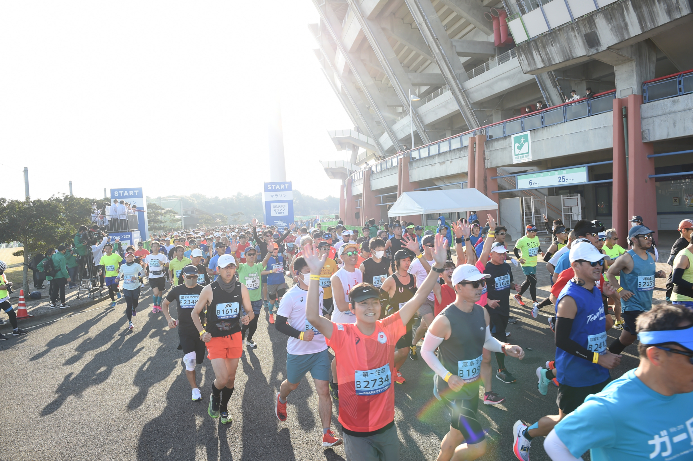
192, 388, 202, 401
531, 302, 538, 319
512, 420, 532, 461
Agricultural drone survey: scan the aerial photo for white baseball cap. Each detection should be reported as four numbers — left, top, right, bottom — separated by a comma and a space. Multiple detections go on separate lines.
569, 239, 608, 263
217, 254, 236, 268
342, 230, 351, 236
190, 248, 204, 257
451, 264, 491, 285
490, 242, 507, 254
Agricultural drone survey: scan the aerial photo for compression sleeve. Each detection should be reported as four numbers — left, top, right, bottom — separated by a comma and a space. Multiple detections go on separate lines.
421, 331, 450, 379
544, 252, 554, 262
513, 247, 521, 258
672, 268, 693, 298
555, 317, 592, 361
483, 325, 504, 353
544, 430, 584, 461
274, 315, 301, 339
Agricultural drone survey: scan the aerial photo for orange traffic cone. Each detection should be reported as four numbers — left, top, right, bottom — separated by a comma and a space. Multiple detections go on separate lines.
16, 289, 33, 319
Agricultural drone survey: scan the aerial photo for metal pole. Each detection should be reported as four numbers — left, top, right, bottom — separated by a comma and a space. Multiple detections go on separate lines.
622, 107, 629, 179
23, 167, 29, 199
69, 181, 73, 196
409, 89, 414, 150
104, 188, 107, 198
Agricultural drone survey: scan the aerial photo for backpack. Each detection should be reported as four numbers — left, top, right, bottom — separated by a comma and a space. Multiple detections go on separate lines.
43, 257, 58, 277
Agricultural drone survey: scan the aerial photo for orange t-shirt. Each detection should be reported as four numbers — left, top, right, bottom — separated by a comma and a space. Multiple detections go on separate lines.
551, 268, 605, 299
326, 312, 406, 434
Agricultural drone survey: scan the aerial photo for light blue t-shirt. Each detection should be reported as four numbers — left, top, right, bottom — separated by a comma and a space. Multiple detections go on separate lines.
554, 369, 693, 460
118, 263, 143, 291
208, 254, 221, 281
554, 251, 571, 276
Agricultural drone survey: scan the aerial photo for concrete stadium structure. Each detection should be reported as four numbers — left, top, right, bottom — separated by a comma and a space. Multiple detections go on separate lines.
312, 0, 693, 243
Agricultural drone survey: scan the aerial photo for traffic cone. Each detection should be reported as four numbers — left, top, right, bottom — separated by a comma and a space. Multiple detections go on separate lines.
16, 290, 33, 319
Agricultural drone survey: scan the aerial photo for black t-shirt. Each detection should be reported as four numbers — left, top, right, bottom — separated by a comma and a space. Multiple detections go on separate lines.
166, 284, 205, 333
484, 261, 513, 316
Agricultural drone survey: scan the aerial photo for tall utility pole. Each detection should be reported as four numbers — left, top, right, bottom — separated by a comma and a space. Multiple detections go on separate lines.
23, 167, 29, 199
69, 181, 73, 196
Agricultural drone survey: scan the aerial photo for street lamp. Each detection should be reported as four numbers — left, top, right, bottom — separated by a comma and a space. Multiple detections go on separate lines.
409, 89, 420, 151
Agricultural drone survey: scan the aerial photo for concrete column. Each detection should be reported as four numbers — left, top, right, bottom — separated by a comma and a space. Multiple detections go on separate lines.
612, 98, 629, 246
626, 94, 657, 238
473, 135, 498, 221
397, 156, 422, 225
467, 138, 476, 189
345, 177, 357, 226
361, 169, 381, 227
614, 41, 657, 98
340, 180, 347, 223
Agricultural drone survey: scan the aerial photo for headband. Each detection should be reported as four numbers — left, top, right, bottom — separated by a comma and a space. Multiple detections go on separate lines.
638, 325, 693, 351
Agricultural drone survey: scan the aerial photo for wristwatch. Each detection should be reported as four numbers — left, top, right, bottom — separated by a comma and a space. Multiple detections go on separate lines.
432, 266, 445, 273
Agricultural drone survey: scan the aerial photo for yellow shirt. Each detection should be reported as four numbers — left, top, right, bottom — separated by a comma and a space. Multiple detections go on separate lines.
100, 253, 123, 277
319, 258, 339, 299
169, 257, 192, 286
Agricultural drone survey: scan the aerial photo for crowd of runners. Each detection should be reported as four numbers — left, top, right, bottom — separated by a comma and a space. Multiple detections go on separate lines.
2, 214, 693, 460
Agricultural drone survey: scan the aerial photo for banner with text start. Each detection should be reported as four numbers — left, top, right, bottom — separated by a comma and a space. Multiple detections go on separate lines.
263, 182, 294, 231
109, 187, 149, 242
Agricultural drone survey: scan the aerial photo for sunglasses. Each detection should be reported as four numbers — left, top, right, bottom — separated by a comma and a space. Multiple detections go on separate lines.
636, 235, 653, 240
497, 232, 506, 235
424, 244, 434, 248
459, 279, 486, 288
599, 237, 606, 241
576, 259, 604, 267
245, 252, 257, 257
655, 346, 693, 365
343, 250, 358, 257
184, 274, 198, 279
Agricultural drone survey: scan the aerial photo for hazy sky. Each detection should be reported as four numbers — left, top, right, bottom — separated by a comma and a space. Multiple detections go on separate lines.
0, 1, 351, 202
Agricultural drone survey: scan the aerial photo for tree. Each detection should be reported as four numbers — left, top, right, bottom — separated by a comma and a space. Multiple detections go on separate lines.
0, 198, 71, 292
147, 203, 181, 233
59, 195, 107, 230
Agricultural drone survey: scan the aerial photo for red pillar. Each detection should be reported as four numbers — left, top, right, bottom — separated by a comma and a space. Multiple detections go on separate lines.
472, 135, 498, 222
361, 169, 380, 227
467, 137, 476, 189
344, 176, 357, 226
339, 179, 346, 223
626, 94, 657, 238
397, 155, 421, 225
612, 98, 629, 245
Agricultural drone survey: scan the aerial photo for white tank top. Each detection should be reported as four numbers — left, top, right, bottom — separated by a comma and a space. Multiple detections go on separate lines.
331, 267, 363, 325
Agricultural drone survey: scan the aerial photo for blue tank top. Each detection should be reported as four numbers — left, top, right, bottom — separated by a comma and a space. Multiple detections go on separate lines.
620, 249, 655, 312
556, 281, 611, 387
267, 255, 285, 285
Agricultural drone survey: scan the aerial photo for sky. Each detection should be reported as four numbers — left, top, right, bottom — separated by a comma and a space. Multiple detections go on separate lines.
0, 1, 351, 202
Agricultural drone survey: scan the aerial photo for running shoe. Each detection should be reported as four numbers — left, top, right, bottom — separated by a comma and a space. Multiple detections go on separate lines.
132, 308, 136, 317
192, 388, 202, 401
220, 410, 231, 424
322, 429, 342, 447
110, 301, 116, 308
0, 319, 4, 325
0, 333, 7, 341
552, 378, 559, 387
208, 396, 220, 419
394, 371, 405, 384
128, 322, 134, 331
409, 345, 418, 360
536, 367, 549, 396
48, 302, 56, 309
275, 393, 287, 422
496, 369, 517, 384
483, 391, 505, 405
246, 339, 257, 349
507, 317, 518, 324
12, 328, 28, 336
547, 316, 556, 333
512, 420, 532, 461
506, 332, 511, 337
614, 319, 624, 330
545, 360, 555, 370
665, 296, 671, 303
329, 382, 339, 401
513, 294, 525, 307
60, 303, 69, 309
117, 292, 122, 299
152, 306, 158, 313
269, 313, 275, 324
531, 302, 538, 319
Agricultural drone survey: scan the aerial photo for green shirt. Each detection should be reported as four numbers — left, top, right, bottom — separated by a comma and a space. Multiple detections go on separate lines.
64, 250, 78, 268
52, 252, 70, 279
100, 253, 123, 277
515, 235, 541, 267
169, 257, 192, 286
237, 263, 263, 302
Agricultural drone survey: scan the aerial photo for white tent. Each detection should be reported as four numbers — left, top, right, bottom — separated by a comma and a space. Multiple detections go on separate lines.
387, 188, 498, 217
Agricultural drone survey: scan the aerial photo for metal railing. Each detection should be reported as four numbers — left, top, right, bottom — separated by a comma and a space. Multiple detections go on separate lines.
422, 85, 450, 105
466, 48, 517, 80
643, 69, 693, 103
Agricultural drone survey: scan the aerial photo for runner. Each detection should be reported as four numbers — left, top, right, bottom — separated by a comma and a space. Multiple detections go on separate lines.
671, 236, 693, 310
134, 241, 150, 262
317, 241, 339, 318
665, 219, 693, 302
191, 254, 254, 424
513, 225, 543, 313
274, 256, 342, 448
512, 240, 621, 461
177, 248, 210, 287
544, 304, 693, 460
421, 263, 524, 461
384, 222, 404, 266
607, 225, 666, 355
407, 234, 438, 360
235, 243, 271, 348
145, 242, 169, 313
99, 243, 123, 309
263, 243, 287, 324
333, 230, 351, 254
163, 264, 207, 402
0, 261, 28, 339
602, 228, 626, 329
118, 252, 143, 331
303, 235, 447, 460
169, 246, 192, 287
359, 238, 391, 291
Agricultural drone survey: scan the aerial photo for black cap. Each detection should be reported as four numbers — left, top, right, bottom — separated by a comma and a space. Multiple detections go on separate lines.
182, 265, 198, 276
349, 284, 381, 303
394, 249, 415, 261
422, 235, 434, 246
318, 241, 330, 249
631, 215, 643, 224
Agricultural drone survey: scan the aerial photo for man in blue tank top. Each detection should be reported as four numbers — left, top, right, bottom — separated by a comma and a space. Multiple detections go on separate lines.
512, 240, 622, 461
606, 225, 666, 355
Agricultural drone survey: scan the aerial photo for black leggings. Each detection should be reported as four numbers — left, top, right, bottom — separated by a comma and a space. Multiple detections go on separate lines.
1, 301, 18, 329
519, 273, 537, 302
123, 288, 140, 321
241, 315, 259, 341
107, 283, 119, 302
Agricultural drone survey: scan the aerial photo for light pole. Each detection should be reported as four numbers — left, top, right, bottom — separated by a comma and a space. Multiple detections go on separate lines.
409, 89, 420, 150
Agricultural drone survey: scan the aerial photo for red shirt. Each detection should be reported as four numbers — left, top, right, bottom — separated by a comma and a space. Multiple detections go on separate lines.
134, 249, 150, 262
326, 312, 406, 434
434, 283, 456, 317
235, 242, 251, 263
551, 268, 605, 299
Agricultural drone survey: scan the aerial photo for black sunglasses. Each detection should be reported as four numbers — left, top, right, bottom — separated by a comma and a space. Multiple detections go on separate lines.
655, 346, 693, 365
459, 279, 486, 288
245, 252, 257, 257
497, 232, 506, 235
576, 259, 604, 267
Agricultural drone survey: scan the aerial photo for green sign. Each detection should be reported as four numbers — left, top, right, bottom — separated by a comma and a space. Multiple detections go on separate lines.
512, 131, 531, 164
517, 167, 588, 189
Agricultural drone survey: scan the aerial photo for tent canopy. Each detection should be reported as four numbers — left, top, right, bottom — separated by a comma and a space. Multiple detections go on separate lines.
387, 188, 498, 217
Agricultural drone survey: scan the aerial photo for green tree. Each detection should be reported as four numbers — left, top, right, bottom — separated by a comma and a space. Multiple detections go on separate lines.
147, 203, 181, 233
0, 198, 71, 292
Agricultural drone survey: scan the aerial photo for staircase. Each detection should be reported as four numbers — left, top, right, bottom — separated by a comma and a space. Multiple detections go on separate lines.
496, 167, 564, 230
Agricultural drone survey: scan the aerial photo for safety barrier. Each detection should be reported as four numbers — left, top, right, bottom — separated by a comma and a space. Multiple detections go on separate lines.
643, 69, 693, 103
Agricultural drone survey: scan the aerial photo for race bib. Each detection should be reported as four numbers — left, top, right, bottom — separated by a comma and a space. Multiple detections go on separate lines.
245, 273, 260, 290
273, 264, 283, 273
372, 275, 387, 288
587, 332, 607, 354
637, 275, 654, 291
494, 274, 510, 290
319, 277, 331, 288
305, 320, 320, 335
354, 364, 391, 396
528, 247, 539, 257
179, 294, 199, 309
125, 275, 138, 285
175, 270, 182, 279
197, 273, 206, 285
106, 265, 115, 272
216, 302, 239, 319
150, 260, 160, 267
457, 355, 482, 381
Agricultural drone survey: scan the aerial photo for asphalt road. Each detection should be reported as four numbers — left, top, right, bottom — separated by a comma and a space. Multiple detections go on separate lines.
0, 266, 646, 461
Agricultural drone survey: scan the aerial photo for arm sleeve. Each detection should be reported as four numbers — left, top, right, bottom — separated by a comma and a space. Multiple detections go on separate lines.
421, 331, 451, 379
252, 226, 259, 242
544, 251, 554, 262
513, 247, 521, 258
274, 315, 301, 339
672, 268, 693, 297
277, 228, 291, 244
555, 317, 593, 361
544, 430, 584, 461
483, 326, 504, 353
